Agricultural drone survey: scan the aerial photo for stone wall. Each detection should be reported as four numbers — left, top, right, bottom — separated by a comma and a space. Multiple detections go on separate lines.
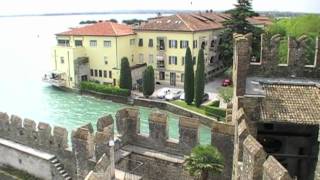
248, 34, 320, 79
116, 107, 235, 179
0, 111, 114, 180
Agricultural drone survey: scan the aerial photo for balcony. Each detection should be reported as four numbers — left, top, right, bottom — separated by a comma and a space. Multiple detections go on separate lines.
156, 55, 165, 69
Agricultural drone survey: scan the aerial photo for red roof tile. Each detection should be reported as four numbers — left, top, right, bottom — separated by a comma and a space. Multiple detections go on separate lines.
57, 21, 134, 36
136, 12, 272, 32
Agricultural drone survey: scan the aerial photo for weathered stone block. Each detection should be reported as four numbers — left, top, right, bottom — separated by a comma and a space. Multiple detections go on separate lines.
53, 126, 68, 149
149, 111, 168, 146
95, 131, 113, 160
23, 118, 37, 146
97, 115, 113, 132
211, 125, 234, 180
179, 117, 199, 153
263, 156, 292, 180
0, 112, 9, 133
37, 122, 52, 149
241, 135, 267, 180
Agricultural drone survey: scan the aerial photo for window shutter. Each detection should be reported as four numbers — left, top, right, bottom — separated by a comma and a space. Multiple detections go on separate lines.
180, 41, 182, 48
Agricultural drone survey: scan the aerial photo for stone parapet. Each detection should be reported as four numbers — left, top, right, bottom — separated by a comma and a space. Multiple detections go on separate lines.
241, 135, 267, 180
263, 156, 293, 180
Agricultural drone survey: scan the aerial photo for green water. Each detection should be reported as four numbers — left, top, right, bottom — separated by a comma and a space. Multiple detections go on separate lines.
0, 15, 211, 145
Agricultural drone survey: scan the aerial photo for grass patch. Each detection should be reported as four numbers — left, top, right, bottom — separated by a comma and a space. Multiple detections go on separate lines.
171, 100, 226, 121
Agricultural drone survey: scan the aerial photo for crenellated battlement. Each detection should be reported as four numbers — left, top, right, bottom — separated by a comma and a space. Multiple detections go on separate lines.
247, 34, 320, 78
0, 111, 114, 180
115, 107, 235, 179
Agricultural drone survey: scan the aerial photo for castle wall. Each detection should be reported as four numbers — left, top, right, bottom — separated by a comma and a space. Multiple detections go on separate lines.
248, 34, 320, 79
116, 107, 235, 179
0, 111, 115, 180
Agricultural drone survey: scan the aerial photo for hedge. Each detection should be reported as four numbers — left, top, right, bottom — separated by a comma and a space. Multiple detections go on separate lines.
204, 106, 226, 121
209, 100, 220, 107
80, 81, 131, 97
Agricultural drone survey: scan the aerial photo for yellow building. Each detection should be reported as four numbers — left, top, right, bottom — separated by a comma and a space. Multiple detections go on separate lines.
46, 13, 270, 89
134, 13, 270, 87
47, 21, 138, 89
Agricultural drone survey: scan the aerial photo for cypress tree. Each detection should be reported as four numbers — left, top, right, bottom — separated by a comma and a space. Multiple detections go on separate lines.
184, 47, 194, 105
194, 49, 205, 107
142, 66, 155, 97
119, 57, 132, 90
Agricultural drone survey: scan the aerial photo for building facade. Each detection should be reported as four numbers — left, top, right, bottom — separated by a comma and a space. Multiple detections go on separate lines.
49, 13, 271, 89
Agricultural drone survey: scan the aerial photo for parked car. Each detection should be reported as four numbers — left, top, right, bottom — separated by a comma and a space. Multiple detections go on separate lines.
179, 93, 185, 100
165, 90, 183, 101
157, 88, 170, 99
222, 79, 232, 86
202, 93, 209, 103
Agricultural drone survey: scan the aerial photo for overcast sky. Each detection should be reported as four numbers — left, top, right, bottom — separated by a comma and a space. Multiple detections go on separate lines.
0, 0, 319, 15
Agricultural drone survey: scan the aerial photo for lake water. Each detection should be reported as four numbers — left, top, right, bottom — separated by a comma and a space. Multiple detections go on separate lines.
0, 14, 211, 144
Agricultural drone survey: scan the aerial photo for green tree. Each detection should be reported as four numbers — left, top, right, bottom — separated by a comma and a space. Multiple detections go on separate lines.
224, 0, 258, 34
119, 57, 132, 90
220, 0, 261, 63
185, 145, 224, 180
184, 47, 194, 105
142, 66, 155, 97
194, 49, 205, 107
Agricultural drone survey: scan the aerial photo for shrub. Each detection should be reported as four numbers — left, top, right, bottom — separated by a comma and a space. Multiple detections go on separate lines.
210, 100, 220, 107
119, 57, 132, 90
204, 106, 226, 121
142, 66, 155, 97
218, 87, 233, 103
80, 81, 131, 97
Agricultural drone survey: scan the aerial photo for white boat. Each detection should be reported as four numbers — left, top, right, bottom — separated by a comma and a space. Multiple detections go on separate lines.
42, 71, 67, 87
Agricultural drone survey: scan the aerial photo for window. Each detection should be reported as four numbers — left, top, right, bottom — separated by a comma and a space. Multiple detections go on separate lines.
148, 39, 153, 47
60, 57, 64, 64
181, 73, 184, 82
138, 39, 143, 47
104, 40, 111, 47
169, 40, 177, 48
193, 56, 196, 65
103, 70, 107, 78
130, 39, 136, 46
139, 54, 144, 63
159, 72, 165, 80
210, 40, 215, 47
57, 39, 70, 46
193, 40, 197, 49
180, 40, 189, 48
99, 70, 102, 77
90, 40, 97, 47
148, 54, 154, 64
75, 40, 83, 47
168, 56, 177, 65
90, 69, 94, 76
109, 71, 112, 78
181, 56, 185, 65
158, 39, 165, 50
104, 56, 108, 65
94, 69, 98, 77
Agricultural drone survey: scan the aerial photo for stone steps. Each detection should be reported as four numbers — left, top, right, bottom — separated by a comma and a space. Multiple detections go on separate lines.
49, 156, 72, 180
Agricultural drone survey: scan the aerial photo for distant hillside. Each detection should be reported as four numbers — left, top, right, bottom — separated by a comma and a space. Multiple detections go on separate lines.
0, 10, 318, 18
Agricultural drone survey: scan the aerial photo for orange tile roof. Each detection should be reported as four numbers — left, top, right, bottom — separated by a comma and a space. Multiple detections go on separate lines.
57, 21, 135, 36
136, 12, 272, 32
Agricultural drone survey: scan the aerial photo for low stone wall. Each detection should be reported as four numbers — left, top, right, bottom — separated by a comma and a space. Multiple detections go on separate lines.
0, 138, 54, 180
134, 98, 220, 127
81, 89, 129, 104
